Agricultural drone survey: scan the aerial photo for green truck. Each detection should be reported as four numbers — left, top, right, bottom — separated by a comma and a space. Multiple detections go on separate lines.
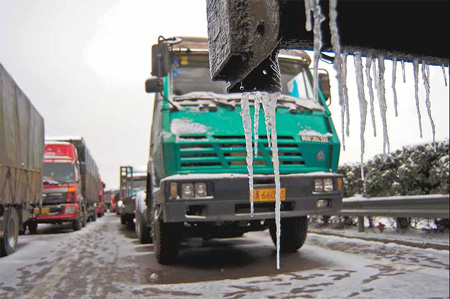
142, 37, 343, 264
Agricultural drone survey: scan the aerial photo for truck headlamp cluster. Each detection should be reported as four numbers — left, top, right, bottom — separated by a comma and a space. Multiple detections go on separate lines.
169, 182, 210, 199
314, 178, 334, 192
64, 206, 76, 214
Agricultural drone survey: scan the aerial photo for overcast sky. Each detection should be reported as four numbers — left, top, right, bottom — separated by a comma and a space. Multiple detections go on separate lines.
1, 0, 448, 188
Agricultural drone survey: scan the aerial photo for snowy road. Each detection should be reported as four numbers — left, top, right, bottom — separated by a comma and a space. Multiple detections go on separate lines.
0, 214, 448, 299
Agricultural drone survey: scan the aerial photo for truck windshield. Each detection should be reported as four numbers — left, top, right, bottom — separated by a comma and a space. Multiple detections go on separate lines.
43, 163, 75, 185
132, 178, 146, 192
171, 53, 313, 99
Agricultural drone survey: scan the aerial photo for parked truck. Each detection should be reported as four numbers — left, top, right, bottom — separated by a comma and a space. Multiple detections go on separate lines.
143, 37, 343, 264
119, 166, 147, 228
0, 63, 45, 256
31, 136, 102, 230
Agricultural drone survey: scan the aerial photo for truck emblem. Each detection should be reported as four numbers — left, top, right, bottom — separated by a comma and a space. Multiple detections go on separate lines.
316, 150, 325, 162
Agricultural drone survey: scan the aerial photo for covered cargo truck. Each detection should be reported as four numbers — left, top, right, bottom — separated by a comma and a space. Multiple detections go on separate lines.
44, 137, 101, 222
0, 63, 44, 256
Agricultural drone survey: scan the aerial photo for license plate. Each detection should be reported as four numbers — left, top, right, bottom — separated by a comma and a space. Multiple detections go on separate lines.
252, 188, 286, 202
34, 208, 50, 215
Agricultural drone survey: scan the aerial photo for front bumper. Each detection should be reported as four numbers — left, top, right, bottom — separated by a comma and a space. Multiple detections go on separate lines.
155, 173, 343, 223
34, 204, 79, 223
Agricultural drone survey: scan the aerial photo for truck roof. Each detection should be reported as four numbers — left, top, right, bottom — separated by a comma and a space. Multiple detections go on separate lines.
170, 36, 311, 65
45, 141, 72, 145
46, 136, 84, 142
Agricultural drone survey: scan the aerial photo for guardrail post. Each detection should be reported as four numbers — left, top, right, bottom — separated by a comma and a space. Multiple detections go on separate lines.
358, 216, 365, 232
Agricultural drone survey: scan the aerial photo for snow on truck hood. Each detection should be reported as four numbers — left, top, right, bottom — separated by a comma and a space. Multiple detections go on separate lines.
170, 118, 210, 135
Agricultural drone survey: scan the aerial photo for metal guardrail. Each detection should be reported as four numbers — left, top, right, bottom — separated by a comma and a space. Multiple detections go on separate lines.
338, 194, 450, 219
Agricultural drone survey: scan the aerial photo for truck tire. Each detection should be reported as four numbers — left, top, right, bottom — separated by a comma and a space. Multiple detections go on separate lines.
28, 221, 38, 234
137, 212, 152, 244
269, 216, 308, 253
72, 218, 82, 231
82, 206, 87, 227
120, 215, 127, 225
0, 208, 19, 257
153, 216, 182, 264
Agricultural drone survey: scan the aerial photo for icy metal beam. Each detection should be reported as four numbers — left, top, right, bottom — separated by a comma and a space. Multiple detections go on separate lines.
206, 0, 449, 93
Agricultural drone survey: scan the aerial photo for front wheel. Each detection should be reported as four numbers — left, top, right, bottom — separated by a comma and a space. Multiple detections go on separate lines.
0, 208, 20, 257
28, 221, 38, 234
153, 212, 182, 264
269, 216, 308, 253
136, 212, 152, 244
82, 206, 87, 227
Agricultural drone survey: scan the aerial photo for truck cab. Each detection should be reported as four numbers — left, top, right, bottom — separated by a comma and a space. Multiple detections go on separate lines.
31, 142, 86, 231
144, 37, 343, 264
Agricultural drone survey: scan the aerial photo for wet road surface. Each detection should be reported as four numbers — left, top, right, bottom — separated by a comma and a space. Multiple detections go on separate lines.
0, 214, 448, 298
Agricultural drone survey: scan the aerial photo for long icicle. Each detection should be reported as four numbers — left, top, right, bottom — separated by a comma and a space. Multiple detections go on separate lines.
377, 56, 390, 154
354, 53, 367, 181
329, 0, 346, 149
422, 62, 436, 146
365, 55, 377, 137
413, 59, 423, 138
442, 65, 448, 87
312, 0, 325, 103
240, 92, 254, 217
392, 58, 399, 117
262, 92, 281, 269
254, 92, 261, 157
341, 52, 350, 137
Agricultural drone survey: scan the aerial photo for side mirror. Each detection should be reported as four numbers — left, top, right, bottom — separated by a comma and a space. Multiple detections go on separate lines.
151, 42, 170, 77
145, 77, 164, 93
79, 162, 87, 176
318, 72, 331, 103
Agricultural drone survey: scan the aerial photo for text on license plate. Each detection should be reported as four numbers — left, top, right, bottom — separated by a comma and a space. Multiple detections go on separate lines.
252, 188, 286, 202
33, 208, 50, 215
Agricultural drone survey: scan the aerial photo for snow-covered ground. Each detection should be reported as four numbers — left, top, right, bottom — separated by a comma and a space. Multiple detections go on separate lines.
0, 214, 448, 299
310, 221, 449, 250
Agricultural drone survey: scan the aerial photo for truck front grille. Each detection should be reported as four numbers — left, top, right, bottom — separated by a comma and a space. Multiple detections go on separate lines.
178, 135, 305, 169
43, 193, 68, 205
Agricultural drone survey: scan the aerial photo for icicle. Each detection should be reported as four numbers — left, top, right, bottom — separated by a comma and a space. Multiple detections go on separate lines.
304, 0, 313, 32
422, 62, 436, 146
401, 60, 406, 83
354, 53, 367, 181
413, 59, 423, 138
240, 92, 254, 217
377, 56, 390, 154
442, 65, 448, 87
365, 55, 377, 137
341, 53, 350, 137
261, 91, 281, 270
312, 0, 325, 103
392, 58, 399, 117
254, 92, 261, 156
329, 0, 342, 102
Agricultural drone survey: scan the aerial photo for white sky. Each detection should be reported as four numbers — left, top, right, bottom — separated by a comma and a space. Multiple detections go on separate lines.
1, 0, 448, 188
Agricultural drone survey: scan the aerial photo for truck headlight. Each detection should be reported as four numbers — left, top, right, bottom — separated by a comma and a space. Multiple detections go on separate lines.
195, 183, 207, 197
65, 206, 75, 214
324, 178, 334, 192
314, 179, 324, 192
181, 183, 194, 199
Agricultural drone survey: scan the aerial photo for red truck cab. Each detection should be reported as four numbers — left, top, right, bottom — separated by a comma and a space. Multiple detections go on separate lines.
96, 177, 105, 217
31, 142, 86, 231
